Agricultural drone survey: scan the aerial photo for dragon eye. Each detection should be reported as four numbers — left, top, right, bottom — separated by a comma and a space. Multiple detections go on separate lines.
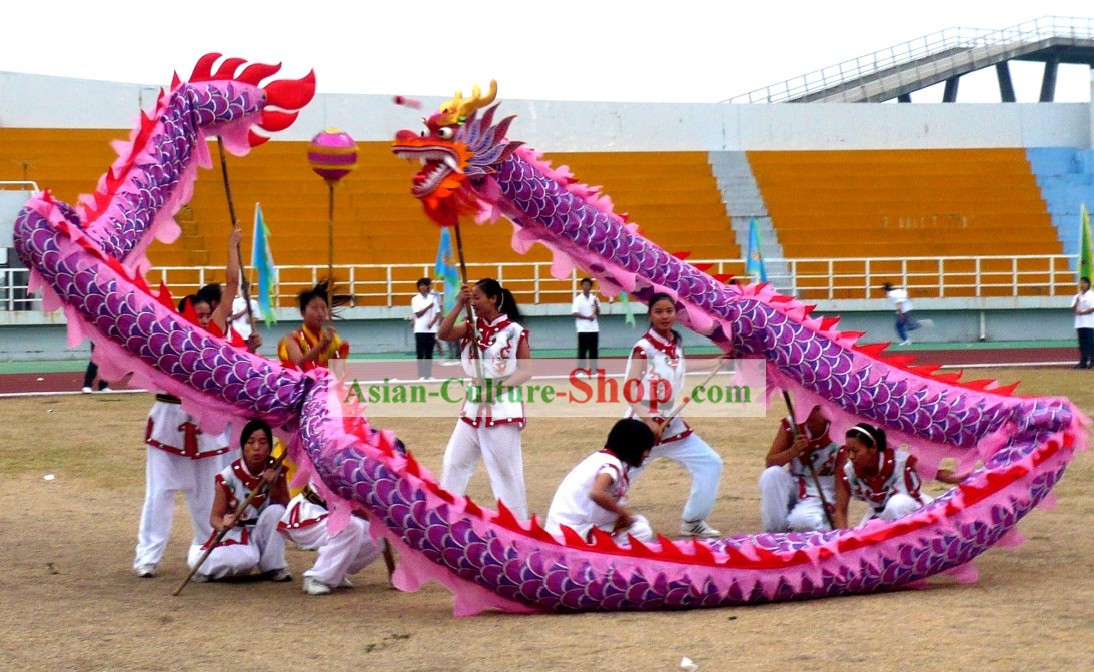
419, 128, 428, 138
437, 127, 454, 140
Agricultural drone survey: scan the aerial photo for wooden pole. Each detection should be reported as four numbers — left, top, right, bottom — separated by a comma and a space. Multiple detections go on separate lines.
326, 181, 335, 285
661, 359, 726, 423
781, 390, 836, 530
216, 137, 255, 328
451, 224, 483, 378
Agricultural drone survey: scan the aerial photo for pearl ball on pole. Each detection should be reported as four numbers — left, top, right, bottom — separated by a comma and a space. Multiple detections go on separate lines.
308, 129, 359, 282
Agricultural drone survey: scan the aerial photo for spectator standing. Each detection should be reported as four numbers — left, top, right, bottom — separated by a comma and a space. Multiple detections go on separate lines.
412, 277, 442, 379
1071, 276, 1094, 368
571, 278, 600, 371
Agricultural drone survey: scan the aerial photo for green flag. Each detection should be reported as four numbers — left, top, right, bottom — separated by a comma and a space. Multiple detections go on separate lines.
618, 293, 637, 327
1081, 203, 1093, 282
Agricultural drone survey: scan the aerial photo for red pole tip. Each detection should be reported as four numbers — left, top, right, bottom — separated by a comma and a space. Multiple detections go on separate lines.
393, 95, 422, 109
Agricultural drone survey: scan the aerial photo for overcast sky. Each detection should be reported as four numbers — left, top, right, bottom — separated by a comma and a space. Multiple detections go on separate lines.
2, 1, 1092, 103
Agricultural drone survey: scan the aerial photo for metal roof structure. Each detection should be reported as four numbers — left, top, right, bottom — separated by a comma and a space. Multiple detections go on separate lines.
726, 16, 1094, 103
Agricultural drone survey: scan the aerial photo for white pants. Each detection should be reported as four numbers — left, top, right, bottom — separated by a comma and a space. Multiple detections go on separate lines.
187, 506, 288, 579
758, 466, 833, 532
861, 492, 933, 526
630, 433, 723, 523
282, 516, 383, 587
441, 421, 527, 520
133, 447, 231, 569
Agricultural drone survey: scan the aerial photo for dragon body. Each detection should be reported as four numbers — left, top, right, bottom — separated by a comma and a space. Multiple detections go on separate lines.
14, 61, 1085, 615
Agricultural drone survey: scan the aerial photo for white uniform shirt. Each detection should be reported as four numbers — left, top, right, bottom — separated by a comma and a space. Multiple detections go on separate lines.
781, 417, 840, 499
886, 287, 912, 314
1072, 289, 1094, 329
624, 329, 691, 444
545, 450, 630, 538
459, 314, 529, 427
412, 292, 440, 333
230, 296, 261, 340
840, 448, 925, 513
572, 293, 600, 333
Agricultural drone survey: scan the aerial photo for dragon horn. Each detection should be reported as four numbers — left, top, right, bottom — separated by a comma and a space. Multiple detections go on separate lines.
439, 80, 498, 126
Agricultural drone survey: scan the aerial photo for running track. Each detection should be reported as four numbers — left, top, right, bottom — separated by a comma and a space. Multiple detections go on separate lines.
0, 346, 1078, 397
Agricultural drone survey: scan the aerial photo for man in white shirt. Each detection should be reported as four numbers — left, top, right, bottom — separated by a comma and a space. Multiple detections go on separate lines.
1071, 276, 1094, 368
411, 277, 441, 379
571, 277, 600, 371
230, 288, 262, 341
882, 282, 932, 345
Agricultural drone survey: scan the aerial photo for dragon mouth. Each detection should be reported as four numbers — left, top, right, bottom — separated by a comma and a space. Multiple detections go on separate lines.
394, 146, 461, 198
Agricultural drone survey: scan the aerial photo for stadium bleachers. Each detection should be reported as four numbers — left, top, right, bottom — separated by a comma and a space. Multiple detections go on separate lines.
1, 130, 737, 305
746, 148, 1063, 298
1, 127, 1068, 303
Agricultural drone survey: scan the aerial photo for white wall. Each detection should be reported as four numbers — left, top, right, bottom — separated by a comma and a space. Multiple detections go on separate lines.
2, 71, 1091, 152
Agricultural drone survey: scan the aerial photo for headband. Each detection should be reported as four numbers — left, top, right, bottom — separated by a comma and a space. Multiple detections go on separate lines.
847, 425, 876, 447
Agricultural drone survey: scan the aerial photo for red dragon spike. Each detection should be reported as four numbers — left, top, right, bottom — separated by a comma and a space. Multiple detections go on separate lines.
212, 57, 249, 80
189, 53, 222, 81
247, 131, 271, 148
264, 70, 317, 111
237, 62, 283, 86
258, 110, 299, 133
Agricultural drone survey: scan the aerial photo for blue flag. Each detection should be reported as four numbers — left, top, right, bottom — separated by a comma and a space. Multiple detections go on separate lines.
251, 202, 278, 326
745, 218, 768, 282
434, 227, 461, 312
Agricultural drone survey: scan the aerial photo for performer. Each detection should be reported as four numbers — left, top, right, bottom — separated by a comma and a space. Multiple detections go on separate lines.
545, 419, 657, 544
758, 405, 840, 532
278, 483, 388, 595
436, 278, 531, 520
278, 281, 348, 373
132, 228, 256, 578
571, 277, 600, 372
624, 293, 725, 538
188, 419, 291, 582
833, 422, 961, 528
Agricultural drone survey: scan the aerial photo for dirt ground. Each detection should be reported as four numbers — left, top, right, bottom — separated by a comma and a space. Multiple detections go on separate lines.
1, 367, 1091, 672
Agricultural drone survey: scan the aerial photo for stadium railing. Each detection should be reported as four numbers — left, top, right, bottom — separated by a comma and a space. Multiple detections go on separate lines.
725, 16, 1094, 104
0, 254, 1077, 312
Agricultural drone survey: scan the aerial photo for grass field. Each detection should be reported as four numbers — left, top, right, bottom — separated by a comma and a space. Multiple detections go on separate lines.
1, 366, 1091, 671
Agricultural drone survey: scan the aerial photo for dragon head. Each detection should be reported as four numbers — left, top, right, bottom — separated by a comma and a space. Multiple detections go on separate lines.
392, 80, 522, 226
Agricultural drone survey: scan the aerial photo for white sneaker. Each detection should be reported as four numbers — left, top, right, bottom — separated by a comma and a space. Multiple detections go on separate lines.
99, 386, 113, 392
304, 577, 332, 595
680, 520, 721, 538
81, 386, 93, 394
338, 577, 354, 588
135, 564, 156, 578
266, 568, 292, 582
191, 572, 210, 583
899, 340, 912, 346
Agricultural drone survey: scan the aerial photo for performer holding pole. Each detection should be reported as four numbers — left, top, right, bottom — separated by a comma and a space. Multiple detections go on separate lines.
175, 420, 291, 594
756, 392, 840, 532
624, 292, 725, 539
436, 278, 531, 520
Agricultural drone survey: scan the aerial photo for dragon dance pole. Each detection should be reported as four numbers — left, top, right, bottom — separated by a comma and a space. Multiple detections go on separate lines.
215, 137, 255, 328
781, 390, 836, 530
450, 223, 483, 365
